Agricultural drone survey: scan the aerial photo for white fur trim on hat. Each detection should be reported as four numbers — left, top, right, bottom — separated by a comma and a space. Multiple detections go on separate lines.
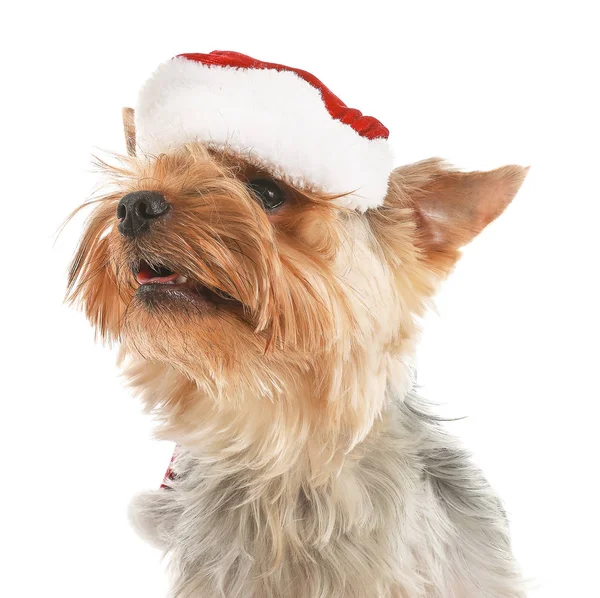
135, 56, 393, 211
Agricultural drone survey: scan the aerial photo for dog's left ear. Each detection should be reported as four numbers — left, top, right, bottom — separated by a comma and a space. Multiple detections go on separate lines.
372, 159, 528, 276
122, 107, 136, 156
414, 161, 527, 250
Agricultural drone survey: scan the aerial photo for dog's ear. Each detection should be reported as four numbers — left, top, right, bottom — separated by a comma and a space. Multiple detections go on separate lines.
373, 159, 528, 277
122, 107, 136, 156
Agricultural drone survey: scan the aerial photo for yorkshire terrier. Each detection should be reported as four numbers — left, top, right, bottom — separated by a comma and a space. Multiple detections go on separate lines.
68, 52, 528, 597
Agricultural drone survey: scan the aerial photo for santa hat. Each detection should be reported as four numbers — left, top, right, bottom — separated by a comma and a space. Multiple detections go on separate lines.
135, 51, 393, 211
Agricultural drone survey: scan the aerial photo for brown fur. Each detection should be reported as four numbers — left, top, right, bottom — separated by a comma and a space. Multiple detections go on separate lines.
68, 144, 526, 459
67, 142, 527, 596
122, 107, 136, 157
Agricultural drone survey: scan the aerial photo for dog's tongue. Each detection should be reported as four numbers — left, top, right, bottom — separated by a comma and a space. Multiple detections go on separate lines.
136, 266, 179, 285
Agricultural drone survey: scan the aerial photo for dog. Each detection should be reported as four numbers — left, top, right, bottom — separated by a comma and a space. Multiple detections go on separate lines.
68, 52, 528, 597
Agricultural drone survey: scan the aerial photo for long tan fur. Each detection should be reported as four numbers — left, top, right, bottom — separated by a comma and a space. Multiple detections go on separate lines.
68, 143, 527, 597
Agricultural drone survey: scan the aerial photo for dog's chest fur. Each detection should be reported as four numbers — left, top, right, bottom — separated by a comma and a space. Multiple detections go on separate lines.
130, 392, 525, 598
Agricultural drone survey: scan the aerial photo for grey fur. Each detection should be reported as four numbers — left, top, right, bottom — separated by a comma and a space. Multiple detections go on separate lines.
130, 390, 525, 597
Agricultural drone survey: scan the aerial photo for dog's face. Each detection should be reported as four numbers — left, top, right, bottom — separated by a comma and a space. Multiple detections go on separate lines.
68, 121, 526, 453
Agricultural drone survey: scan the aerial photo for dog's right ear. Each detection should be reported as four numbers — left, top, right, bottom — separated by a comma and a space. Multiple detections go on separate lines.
122, 107, 136, 156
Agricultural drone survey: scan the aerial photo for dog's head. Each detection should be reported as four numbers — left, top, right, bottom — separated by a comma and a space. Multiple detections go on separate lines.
67, 54, 526, 462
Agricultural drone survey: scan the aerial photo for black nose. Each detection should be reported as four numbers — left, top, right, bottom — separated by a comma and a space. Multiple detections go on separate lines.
117, 191, 170, 238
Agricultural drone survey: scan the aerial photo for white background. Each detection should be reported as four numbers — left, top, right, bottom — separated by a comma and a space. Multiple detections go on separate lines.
2, 2, 598, 596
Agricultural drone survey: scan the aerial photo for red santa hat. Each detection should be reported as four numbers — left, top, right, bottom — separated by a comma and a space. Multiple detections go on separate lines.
135, 51, 393, 211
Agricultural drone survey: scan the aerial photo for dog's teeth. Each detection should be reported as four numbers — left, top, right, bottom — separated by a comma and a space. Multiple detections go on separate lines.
175, 275, 188, 284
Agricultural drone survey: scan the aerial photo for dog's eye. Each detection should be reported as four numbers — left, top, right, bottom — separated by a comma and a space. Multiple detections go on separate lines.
248, 179, 285, 211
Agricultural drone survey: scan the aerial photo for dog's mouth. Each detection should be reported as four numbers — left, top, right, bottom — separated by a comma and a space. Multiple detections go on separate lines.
135, 262, 188, 286
132, 260, 241, 307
